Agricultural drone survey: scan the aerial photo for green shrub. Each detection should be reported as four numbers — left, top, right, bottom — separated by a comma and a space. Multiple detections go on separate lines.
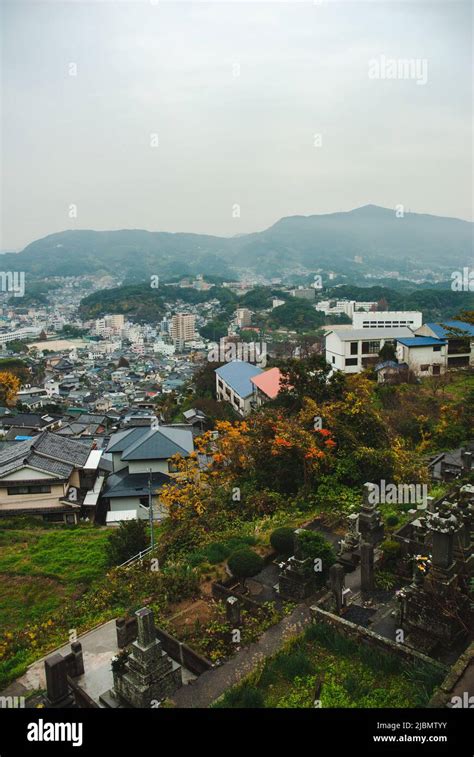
386, 514, 399, 529
380, 540, 401, 568
227, 548, 264, 589
270, 527, 294, 556
105, 519, 148, 566
296, 530, 336, 583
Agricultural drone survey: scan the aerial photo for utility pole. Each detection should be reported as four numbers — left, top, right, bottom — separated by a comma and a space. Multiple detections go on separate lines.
148, 467, 154, 550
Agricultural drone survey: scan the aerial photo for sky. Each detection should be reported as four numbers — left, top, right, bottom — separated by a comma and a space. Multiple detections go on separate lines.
0, 0, 472, 250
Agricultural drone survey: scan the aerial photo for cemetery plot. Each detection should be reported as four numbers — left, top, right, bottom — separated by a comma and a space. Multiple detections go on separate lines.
213, 622, 445, 709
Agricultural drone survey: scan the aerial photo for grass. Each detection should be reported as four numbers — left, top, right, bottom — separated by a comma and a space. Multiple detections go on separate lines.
214, 622, 445, 708
0, 522, 109, 632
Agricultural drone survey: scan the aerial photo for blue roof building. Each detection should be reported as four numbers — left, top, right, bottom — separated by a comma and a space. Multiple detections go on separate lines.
215, 360, 264, 416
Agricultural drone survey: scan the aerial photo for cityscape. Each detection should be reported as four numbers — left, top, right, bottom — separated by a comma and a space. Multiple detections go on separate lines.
0, 0, 472, 753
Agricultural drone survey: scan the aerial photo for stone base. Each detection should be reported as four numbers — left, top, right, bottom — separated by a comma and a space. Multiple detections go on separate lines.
113, 660, 182, 708
279, 573, 315, 601
99, 689, 124, 708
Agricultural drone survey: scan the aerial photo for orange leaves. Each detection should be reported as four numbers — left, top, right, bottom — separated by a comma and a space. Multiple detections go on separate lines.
0, 371, 20, 406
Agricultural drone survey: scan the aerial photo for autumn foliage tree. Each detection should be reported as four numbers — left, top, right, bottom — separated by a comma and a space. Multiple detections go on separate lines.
0, 372, 20, 406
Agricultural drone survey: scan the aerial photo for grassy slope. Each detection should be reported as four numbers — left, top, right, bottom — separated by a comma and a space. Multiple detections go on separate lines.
0, 523, 109, 632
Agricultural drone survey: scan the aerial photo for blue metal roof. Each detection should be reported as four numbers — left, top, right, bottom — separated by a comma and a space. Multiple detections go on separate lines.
215, 361, 263, 398
426, 321, 474, 338
397, 337, 446, 347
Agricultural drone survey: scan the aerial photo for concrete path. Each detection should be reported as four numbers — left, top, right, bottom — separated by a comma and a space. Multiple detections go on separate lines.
0, 620, 118, 701
172, 603, 313, 708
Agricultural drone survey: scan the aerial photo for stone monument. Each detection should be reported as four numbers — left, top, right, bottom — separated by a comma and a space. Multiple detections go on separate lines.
278, 529, 316, 600
107, 607, 182, 708
358, 483, 384, 546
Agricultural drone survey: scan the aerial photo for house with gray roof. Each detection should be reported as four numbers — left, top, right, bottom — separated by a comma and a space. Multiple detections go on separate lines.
0, 431, 101, 522
102, 423, 194, 523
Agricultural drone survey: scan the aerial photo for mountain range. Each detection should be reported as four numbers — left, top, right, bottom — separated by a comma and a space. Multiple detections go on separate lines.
3, 205, 472, 280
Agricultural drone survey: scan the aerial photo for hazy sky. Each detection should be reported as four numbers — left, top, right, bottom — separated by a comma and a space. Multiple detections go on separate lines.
1, 0, 472, 250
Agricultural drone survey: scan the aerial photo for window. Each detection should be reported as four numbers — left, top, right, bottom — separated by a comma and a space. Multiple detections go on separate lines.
350, 342, 358, 355
361, 340, 380, 354
420, 364, 429, 372
332, 356, 335, 364
433, 345, 441, 352
7, 484, 51, 495
345, 358, 358, 366
432, 365, 441, 375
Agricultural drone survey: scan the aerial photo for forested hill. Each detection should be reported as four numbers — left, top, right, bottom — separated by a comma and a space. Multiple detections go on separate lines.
4, 205, 472, 279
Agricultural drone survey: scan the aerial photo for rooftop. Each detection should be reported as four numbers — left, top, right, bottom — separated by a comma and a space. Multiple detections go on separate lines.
215, 360, 264, 398
250, 367, 284, 399
425, 321, 474, 338
327, 327, 414, 341
397, 337, 447, 347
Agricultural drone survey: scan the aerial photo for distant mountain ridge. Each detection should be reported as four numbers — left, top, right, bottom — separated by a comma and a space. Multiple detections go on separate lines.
4, 205, 472, 279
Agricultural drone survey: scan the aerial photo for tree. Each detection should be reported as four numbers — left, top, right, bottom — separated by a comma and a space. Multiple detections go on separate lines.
227, 548, 264, 591
378, 342, 397, 362
270, 527, 294, 556
0, 371, 20, 406
275, 353, 345, 409
105, 519, 148, 566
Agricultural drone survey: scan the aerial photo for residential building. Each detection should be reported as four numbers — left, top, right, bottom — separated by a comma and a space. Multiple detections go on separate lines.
215, 360, 264, 416
250, 367, 284, 407
352, 311, 422, 330
103, 424, 194, 522
235, 308, 252, 328
396, 337, 448, 376
415, 321, 474, 369
0, 431, 100, 522
170, 313, 196, 349
325, 327, 414, 373
290, 287, 316, 301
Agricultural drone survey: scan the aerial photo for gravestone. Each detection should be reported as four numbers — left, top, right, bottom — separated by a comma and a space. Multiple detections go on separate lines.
44, 654, 75, 708
360, 542, 374, 600
399, 502, 470, 648
226, 596, 241, 627
109, 607, 182, 708
329, 563, 345, 614
278, 529, 316, 600
358, 483, 384, 546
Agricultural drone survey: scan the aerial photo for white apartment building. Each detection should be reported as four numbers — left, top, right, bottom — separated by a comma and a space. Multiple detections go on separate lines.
290, 287, 316, 300
325, 327, 414, 373
95, 314, 125, 336
170, 313, 196, 348
316, 300, 378, 319
352, 311, 422, 330
0, 327, 42, 345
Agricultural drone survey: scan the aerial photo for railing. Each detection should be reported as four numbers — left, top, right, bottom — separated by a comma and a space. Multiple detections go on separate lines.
118, 544, 159, 569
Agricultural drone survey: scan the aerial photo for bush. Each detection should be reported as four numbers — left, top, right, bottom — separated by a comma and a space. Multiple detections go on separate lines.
227, 548, 264, 590
386, 514, 399, 529
105, 519, 148, 566
296, 530, 337, 583
380, 540, 401, 568
270, 527, 294, 556
214, 682, 265, 708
